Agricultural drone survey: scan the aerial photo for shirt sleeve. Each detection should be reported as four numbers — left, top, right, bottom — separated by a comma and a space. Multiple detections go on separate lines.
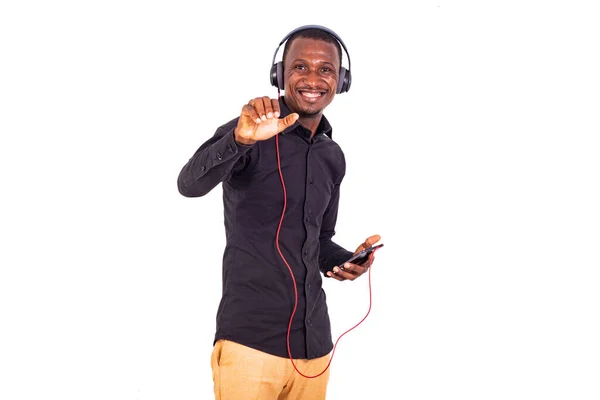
318, 181, 354, 276
177, 125, 254, 197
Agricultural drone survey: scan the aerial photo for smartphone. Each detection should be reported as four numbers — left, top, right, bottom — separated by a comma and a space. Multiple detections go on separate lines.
340, 244, 384, 269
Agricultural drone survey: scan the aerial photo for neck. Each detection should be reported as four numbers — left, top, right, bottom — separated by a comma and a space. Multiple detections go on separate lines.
280, 97, 322, 138
298, 114, 322, 138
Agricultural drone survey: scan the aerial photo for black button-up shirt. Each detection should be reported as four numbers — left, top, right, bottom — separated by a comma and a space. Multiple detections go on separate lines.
177, 97, 353, 359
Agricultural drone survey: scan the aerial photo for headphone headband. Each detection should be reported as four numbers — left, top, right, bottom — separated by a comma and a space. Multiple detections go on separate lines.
270, 24, 351, 72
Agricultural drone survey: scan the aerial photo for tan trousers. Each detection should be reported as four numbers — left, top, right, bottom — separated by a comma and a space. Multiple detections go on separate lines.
211, 339, 331, 400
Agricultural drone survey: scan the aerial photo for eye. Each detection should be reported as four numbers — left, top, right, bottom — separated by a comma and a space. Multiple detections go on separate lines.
294, 64, 306, 71
320, 67, 332, 73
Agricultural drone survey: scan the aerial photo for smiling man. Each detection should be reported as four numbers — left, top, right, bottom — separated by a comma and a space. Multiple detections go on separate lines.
177, 25, 381, 400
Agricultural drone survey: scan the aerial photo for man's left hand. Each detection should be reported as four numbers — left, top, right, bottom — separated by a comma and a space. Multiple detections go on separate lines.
327, 234, 381, 281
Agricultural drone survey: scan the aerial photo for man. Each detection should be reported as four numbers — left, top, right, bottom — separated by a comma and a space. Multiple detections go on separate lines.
177, 25, 381, 400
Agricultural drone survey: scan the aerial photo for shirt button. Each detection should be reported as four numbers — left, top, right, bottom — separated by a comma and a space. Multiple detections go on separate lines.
307, 319, 312, 326
304, 250, 308, 256
201, 166, 206, 171
216, 152, 222, 160
308, 283, 312, 290
305, 217, 310, 223
309, 179, 313, 185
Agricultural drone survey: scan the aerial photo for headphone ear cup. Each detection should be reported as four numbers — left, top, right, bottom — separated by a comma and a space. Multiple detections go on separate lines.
270, 62, 284, 90
344, 69, 352, 93
337, 67, 351, 94
270, 63, 278, 88
276, 62, 284, 89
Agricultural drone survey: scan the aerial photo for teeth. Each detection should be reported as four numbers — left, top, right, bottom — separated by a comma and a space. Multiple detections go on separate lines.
301, 92, 321, 98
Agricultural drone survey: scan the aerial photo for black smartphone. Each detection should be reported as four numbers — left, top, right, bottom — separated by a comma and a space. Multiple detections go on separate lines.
340, 244, 384, 269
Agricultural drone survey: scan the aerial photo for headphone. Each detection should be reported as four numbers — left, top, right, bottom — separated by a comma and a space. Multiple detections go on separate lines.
269, 24, 352, 94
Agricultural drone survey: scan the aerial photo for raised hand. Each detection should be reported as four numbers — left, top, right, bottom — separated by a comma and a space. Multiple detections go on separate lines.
234, 96, 299, 145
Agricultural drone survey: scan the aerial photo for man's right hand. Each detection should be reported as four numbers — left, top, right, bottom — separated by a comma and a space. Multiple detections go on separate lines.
234, 96, 299, 145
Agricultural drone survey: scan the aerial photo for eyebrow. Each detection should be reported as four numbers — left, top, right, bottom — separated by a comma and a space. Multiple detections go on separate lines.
292, 58, 336, 68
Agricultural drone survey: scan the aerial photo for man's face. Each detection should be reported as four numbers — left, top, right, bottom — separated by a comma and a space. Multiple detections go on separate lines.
283, 38, 340, 117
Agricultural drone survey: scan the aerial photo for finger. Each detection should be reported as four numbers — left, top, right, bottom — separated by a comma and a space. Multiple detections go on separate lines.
355, 243, 367, 253
242, 104, 262, 124
277, 113, 299, 133
252, 97, 267, 121
261, 96, 274, 119
366, 234, 381, 247
356, 234, 381, 252
271, 98, 281, 118
355, 241, 371, 253
333, 265, 358, 281
341, 262, 368, 276
327, 270, 345, 281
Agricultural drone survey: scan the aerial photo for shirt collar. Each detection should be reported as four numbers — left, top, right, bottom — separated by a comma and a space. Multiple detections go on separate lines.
278, 96, 333, 139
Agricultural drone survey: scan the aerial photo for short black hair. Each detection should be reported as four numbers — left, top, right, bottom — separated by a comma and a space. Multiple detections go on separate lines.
281, 28, 343, 69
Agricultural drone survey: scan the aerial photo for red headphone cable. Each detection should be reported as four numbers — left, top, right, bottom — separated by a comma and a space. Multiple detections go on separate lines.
274, 94, 379, 377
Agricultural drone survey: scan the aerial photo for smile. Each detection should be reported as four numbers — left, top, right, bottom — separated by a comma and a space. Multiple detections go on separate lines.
298, 90, 326, 101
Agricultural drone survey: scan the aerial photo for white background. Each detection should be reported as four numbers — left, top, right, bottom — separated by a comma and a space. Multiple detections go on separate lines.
1, 1, 599, 399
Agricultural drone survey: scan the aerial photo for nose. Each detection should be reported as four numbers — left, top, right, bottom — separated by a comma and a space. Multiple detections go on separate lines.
304, 68, 322, 87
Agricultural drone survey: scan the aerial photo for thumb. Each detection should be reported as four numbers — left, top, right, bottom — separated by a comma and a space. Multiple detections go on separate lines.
277, 113, 299, 133
366, 234, 381, 247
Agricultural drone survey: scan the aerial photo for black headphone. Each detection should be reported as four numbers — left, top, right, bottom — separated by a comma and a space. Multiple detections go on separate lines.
269, 24, 352, 94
